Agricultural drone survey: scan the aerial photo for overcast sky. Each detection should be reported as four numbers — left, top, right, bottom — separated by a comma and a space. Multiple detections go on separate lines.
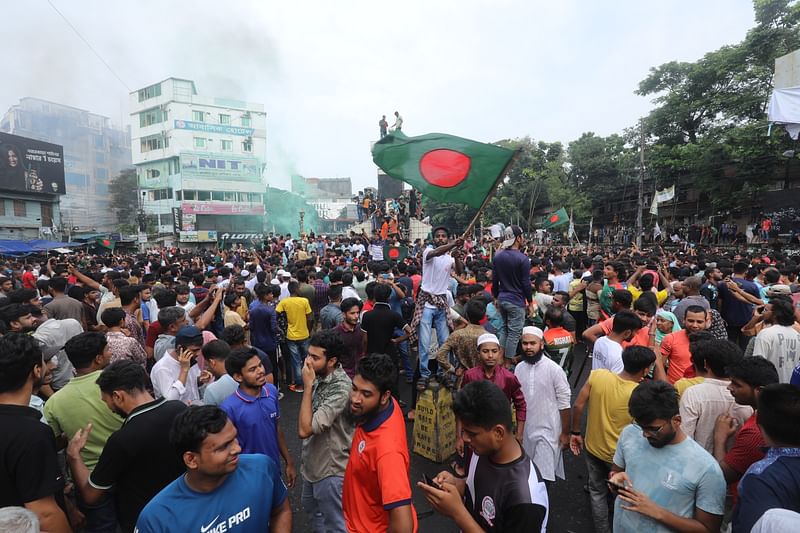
3, 1, 756, 192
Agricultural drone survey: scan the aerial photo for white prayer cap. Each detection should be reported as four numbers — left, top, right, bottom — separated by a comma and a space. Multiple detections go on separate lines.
522, 326, 544, 339
477, 333, 501, 347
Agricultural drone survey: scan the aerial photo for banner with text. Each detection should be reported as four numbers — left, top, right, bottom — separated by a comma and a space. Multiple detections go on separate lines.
173, 120, 254, 137
180, 152, 261, 182
0, 131, 65, 195
181, 202, 264, 215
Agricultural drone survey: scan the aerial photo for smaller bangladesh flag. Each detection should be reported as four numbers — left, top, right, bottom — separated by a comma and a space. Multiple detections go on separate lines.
372, 131, 516, 209
96, 238, 115, 250
383, 245, 408, 262
542, 207, 569, 229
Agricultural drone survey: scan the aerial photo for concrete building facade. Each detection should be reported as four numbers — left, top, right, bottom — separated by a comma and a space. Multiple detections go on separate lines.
130, 78, 267, 244
0, 97, 131, 238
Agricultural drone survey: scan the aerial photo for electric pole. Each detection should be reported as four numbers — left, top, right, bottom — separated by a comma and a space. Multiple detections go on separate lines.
636, 119, 645, 248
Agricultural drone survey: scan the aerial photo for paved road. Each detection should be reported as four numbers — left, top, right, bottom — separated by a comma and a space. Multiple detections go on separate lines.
279, 343, 597, 532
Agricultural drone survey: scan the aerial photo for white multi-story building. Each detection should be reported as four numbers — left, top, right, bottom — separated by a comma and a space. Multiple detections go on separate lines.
130, 78, 267, 244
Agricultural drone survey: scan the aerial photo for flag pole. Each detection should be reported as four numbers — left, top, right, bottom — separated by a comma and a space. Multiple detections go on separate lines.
461, 149, 522, 240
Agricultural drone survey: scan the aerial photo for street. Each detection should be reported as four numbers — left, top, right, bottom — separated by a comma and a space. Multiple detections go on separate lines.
279, 343, 596, 532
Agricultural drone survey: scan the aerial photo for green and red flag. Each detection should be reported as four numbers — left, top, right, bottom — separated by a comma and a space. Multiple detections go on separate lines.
372, 131, 516, 209
96, 238, 115, 250
383, 245, 408, 262
542, 207, 569, 229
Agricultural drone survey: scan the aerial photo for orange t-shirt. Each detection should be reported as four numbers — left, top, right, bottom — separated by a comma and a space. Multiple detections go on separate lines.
598, 317, 651, 348
343, 399, 418, 532
660, 330, 691, 384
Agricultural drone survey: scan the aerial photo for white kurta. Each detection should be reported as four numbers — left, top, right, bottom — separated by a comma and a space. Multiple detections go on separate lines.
514, 355, 571, 481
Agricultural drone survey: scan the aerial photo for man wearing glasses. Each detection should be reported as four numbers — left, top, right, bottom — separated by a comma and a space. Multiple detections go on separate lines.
608, 380, 726, 533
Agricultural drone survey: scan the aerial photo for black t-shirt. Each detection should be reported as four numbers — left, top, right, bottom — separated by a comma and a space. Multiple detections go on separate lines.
89, 398, 187, 533
0, 404, 64, 507
361, 303, 405, 357
465, 447, 549, 532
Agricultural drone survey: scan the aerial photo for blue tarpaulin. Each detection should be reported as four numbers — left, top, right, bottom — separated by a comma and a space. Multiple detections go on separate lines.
0, 240, 85, 255
0, 240, 34, 255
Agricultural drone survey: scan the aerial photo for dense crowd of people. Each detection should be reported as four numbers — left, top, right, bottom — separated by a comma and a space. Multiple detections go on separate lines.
1, 223, 799, 532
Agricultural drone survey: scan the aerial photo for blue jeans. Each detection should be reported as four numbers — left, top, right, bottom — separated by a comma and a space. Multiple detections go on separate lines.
302, 475, 346, 533
418, 306, 449, 380
394, 327, 412, 376
287, 339, 309, 386
497, 300, 526, 359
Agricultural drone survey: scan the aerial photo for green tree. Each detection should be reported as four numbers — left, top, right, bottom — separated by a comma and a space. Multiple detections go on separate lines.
109, 168, 139, 234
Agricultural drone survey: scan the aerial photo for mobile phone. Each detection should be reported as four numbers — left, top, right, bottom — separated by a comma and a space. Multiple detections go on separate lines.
422, 474, 442, 490
606, 479, 626, 491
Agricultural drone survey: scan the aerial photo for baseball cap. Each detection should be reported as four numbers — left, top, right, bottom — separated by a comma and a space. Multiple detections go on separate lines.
767, 284, 791, 297
501, 225, 523, 249
175, 325, 204, 347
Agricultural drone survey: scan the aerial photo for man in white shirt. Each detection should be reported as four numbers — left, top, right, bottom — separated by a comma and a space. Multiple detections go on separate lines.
679, 339, 752, 452
515, 327, 571, 482
409, 226, 463, 390
150, 326, 210, 404
752, 297, 800, 382
591, 311, 640, 373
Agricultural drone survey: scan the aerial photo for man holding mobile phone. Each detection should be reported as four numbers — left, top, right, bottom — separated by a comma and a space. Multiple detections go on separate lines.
150, 326, 210, 404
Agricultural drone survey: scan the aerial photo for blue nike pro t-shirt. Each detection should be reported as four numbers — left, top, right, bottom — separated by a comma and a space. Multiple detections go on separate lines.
135, 454, 287, 533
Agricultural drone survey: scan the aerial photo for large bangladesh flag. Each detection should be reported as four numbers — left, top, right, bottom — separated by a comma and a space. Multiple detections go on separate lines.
372, 131, 516, 209
542, 207, 569, 229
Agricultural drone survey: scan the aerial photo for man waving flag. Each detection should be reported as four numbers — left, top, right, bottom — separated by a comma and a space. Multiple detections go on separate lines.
372, 131, 516, 209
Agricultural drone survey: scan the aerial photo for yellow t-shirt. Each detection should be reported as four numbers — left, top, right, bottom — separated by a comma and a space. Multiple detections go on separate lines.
276, 296, 312, 341
628, 286, 668, 306
585, 369, 639, 464
674, 376, 705, 398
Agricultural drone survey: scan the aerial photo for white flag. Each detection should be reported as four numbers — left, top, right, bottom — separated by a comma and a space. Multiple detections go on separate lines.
654, 222, 662, 240
655, 185, 675, 203
650, 195, 659, 216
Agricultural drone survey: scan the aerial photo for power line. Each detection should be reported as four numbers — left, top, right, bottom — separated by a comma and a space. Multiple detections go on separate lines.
45, 0, 131, 91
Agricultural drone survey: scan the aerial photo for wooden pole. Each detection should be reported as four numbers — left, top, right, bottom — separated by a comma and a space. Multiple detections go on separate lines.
461, 149, 522, 239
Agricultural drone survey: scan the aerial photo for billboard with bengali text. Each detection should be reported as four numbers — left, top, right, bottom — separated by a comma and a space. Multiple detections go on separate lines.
180, 152, 261, 182
0, 132, 65, 195
173, 120, 254, 136
181, 202, 264, 215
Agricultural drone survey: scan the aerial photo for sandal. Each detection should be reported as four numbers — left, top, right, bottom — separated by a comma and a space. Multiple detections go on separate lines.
416, 377, 429, 392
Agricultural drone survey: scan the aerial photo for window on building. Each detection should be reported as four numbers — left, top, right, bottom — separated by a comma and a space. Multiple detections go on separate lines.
146, 169, 160, 179
96, 168, 108, 181
219, 114, 231, 125
221, 140, 233, 151
194, 137, 206, 149
241, 114, 251, 127
138, 83, 162, 102
183, 190, 197, 201
96, 184, 109, 195
212, 191, 225, 201
168, 158, 180, 175
223, 191, 236, 202
95, 153, 106, 164
159, 213, 173, 226
65, 172, 87, 188
139, 108, 166, 127
242, 139, 253, 152
14, 200, 26, 217
0, 200, 5, 216
141, 135, 167, 152
95, 136, 104, 149
192, 110, 205, 122
41, 203, 52, 227
198, 191, 211, 201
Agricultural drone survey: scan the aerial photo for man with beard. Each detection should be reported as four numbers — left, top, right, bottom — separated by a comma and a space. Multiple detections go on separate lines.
342, 354, 417, 532
0, 333, 71, 533
514, 326, 571, 483
417, 380, 549, 532
298, 330, 355, 533
66, 360, 187, 533
221, 347, 296, 489
609, 380, 725, 533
